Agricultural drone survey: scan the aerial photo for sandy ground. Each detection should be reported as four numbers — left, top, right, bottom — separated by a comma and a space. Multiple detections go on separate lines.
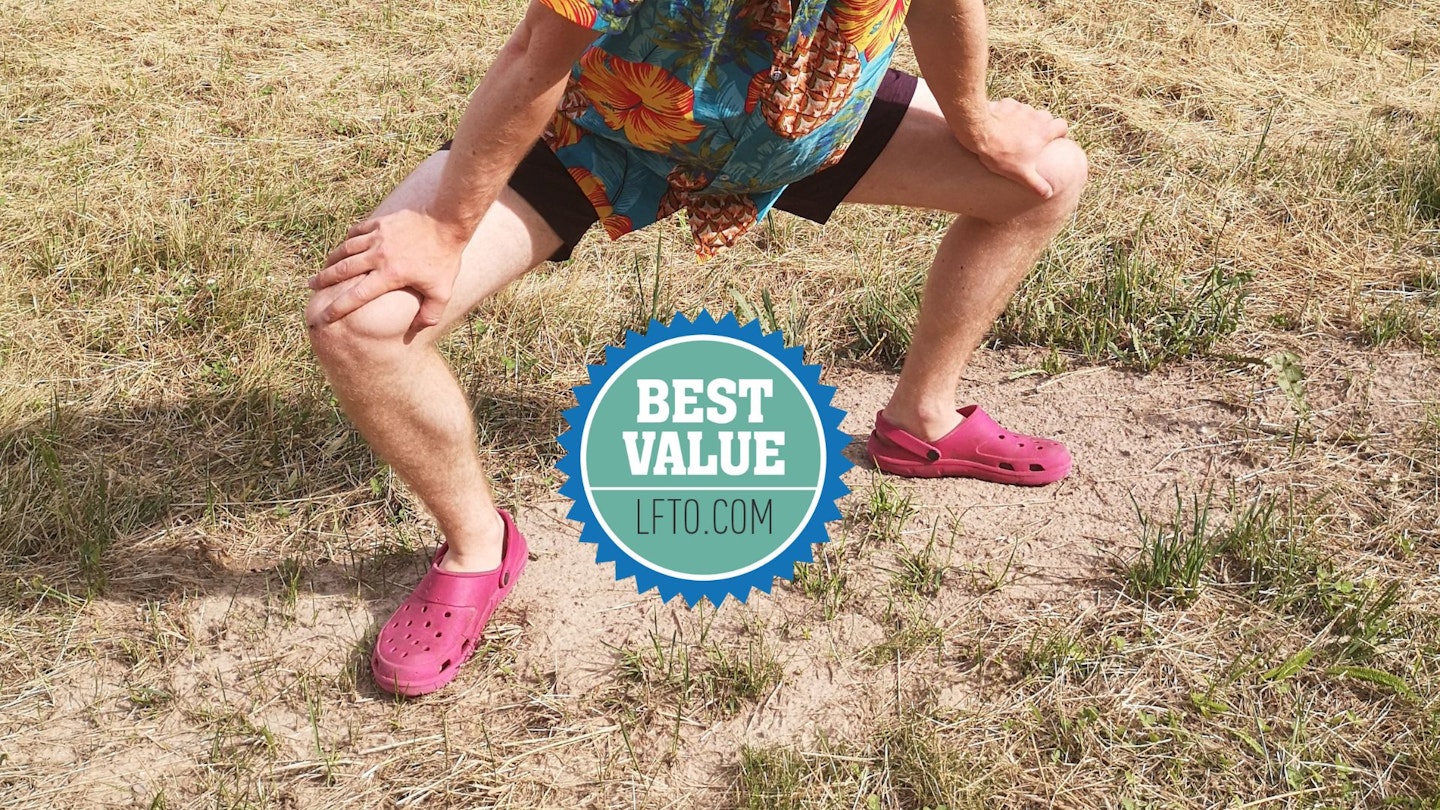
4, 340, 1436, 808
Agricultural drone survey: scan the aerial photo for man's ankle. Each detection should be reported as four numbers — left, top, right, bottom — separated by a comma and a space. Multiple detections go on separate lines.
883, 402, 964, 443
437, 510, 506, 573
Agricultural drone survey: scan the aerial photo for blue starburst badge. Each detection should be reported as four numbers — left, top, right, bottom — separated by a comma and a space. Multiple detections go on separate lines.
556, 310, 851, 607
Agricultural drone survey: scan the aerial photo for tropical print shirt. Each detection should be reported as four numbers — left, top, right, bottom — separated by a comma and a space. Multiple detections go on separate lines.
538, 0, 911, 257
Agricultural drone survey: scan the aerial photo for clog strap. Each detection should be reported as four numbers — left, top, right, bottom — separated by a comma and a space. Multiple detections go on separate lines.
874, 410, 941, 462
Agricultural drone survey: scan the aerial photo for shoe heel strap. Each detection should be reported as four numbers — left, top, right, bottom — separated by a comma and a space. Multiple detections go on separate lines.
878, 418, 941, 462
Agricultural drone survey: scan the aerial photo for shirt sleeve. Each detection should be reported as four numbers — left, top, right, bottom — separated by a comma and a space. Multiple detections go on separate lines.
537, 0, 644, 34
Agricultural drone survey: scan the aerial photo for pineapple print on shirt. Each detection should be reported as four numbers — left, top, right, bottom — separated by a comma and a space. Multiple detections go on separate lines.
745, 0, 862, 140
538, 0, 911, 257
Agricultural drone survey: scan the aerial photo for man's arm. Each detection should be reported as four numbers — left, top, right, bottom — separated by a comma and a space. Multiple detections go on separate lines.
906, 0, 1069, 198
308, 1, 598, 327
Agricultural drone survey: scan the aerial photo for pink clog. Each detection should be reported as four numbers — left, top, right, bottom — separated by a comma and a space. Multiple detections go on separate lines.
867, 405, 1071, 485
371, 510, 529, 697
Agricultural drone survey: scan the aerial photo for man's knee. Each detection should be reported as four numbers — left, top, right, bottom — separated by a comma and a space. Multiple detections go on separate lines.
968, 138, 1087, 228
1035, 138, 1088, 212
306, 286, 425, 368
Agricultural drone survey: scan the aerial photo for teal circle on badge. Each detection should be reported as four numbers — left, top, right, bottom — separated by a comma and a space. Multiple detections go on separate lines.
580, 335, 824, 579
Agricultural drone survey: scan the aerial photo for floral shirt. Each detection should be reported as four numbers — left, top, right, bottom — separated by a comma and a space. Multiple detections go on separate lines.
538, 0, 911, 257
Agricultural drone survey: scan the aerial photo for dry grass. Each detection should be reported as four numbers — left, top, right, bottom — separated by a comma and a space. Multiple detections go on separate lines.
2, 0, 1438, 806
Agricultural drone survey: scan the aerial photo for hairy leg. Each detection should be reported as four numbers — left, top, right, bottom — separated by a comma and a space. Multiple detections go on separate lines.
307, 152, 563, 572
844, 80, 1088, 441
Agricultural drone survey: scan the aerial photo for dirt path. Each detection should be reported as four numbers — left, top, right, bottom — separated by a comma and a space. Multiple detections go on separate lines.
4, 341, 1436, 808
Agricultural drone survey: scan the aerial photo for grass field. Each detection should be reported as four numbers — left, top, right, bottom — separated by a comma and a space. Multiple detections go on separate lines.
1, 0, 1438, 806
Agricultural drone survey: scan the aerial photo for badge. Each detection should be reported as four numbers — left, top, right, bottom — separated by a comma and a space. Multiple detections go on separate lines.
557, 311, 851, 606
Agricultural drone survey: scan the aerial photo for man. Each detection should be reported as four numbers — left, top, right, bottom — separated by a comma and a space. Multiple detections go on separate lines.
306, 0, 1086, 696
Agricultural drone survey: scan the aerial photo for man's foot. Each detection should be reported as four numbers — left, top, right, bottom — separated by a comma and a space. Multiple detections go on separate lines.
371, 510, 529, 697
867, 405, 1071, 485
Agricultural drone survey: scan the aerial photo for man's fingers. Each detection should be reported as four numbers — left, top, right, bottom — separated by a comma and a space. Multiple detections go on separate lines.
308, 253, 375, 290
411, 294, 449, 331
312, 222, 382, 291
322, 233, 378, 269
1050, 117, 1070, 139
346, 219, 379, 240
1022, 168, 1054, 199
320, 273, 395, 324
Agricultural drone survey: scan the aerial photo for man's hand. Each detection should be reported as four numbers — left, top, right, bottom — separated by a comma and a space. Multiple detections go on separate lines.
908, 0, 1071, 198
307, 208, 470, 330
960, 98, 1071, 199
305, 0, 600, 332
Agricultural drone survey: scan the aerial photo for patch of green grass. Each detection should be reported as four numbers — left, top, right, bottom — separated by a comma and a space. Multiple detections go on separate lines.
869, 607, 944, 665
736, 745, 812, 810
1415, 149, 1440, 223
1260, 115, 1440, 264
610, 621, 780, 721
1418, 406, 1440, 453
1212, 494, 1303, 588
792, 542, 848, 620
272, 557, 304, 618
1122, 489, 1409, 664
1405, 266, 1440, 295
853, 474, 916, 543
876, 720, 992, 810
1029, 702, 1104, 766
1214, 495, 1405, 663
966, 535, 1023, 593
1328, 119, 1440, 225
1019, 626, 1099, 682
702, 637, 784, 716
887, 529, 948, 599
632, 236, 669, 333
1355, 300, 1437, 349
994, 239, 1249, 370
736, 738, 859, 810
846, 266, 926, 368
730, 284, 814, 349
614, 627, 693, 694
1123, 488, 1221, 606
0, 416, 164, 592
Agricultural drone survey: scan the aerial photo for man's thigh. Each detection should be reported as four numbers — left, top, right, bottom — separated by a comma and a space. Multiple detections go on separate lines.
842, 80, 1077, 222
307, 152, 565, 343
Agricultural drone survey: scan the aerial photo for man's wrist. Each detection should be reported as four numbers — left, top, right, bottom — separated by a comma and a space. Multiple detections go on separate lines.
421, 199, 483, 246
951, 97, 993, 151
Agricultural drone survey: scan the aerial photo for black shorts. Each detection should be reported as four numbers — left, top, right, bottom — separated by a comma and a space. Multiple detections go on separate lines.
441, 69, 919, 261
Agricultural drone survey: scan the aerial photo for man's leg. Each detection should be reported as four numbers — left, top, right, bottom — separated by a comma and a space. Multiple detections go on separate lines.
306, 151, 564, 572
844, 80, 1088, 443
